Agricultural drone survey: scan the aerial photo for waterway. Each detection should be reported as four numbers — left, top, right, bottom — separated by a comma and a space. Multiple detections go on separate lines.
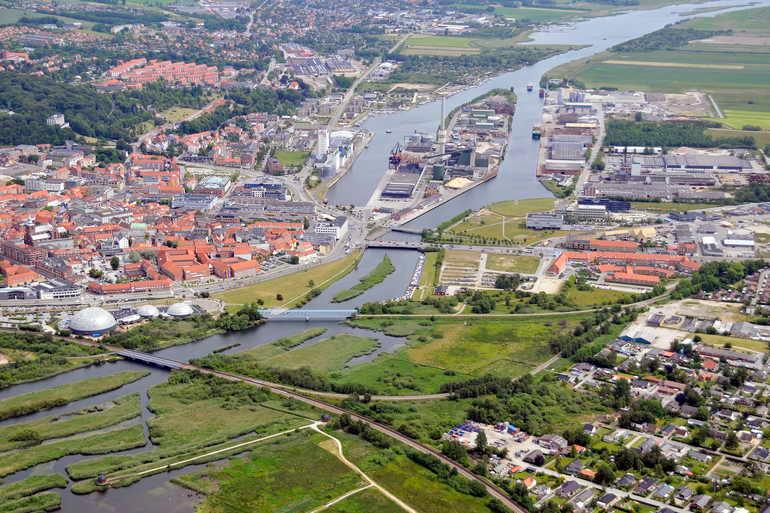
326, 0, 767, 231
2, 1, 767, 510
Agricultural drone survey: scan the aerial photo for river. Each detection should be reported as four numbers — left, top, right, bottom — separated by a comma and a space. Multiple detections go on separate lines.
2, 1, 766, 510
326, 0, 767, 230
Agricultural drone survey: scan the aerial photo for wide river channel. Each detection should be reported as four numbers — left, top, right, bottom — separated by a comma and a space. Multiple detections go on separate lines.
2, 1, 767, 510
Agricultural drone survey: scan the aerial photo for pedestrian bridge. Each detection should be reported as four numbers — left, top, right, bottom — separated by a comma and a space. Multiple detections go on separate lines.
259, 309, 357, 321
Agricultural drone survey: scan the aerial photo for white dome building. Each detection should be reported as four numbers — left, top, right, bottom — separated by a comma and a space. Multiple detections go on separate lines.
68, 307, 117, 337
136, 305, 161, 318
166, 302, 194, 318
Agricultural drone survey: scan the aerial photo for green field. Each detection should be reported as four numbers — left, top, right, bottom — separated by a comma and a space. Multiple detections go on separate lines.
550, 6, 770, 129
325, 488, 404, 513
0, 371, 148, 421
334, 430, 500, 513
257, 334, 379, 374
698, 333, 769, 353
630, 201, 719, 212
333, 255, 395, 303
335, 316, 582, 394
174, 430, 364, 513
447, 198, 564, 245
0, 491, 61, 513
564, 286, 634, 307
485, 253, 540, 274
103, 318, 224, 352
399, 32, 534, 56
274, 150, 310, 168
0, 393, 141, 452
708, 128, 770, 148
215, 252, 361, 307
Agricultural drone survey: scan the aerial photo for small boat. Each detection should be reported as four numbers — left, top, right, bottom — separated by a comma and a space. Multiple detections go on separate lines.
385, 129, 392, 134
526, 83, 534, 92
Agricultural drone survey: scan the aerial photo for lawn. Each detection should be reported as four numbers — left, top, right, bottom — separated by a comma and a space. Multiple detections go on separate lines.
488, 198, 556, 217
215, 251, 361, 307
564, 286, 635, 307
412, 251, 440, 300
161, 106, 199, 123
0, 371, 148, 421
698, 333, 768, 353
332, 255, 395, 302
275, 150, 310, 168
173, 430, 365, 513
446, 198, 564, 245
444, 249, 481, 267
0, 393, 141, 452
486, 254, 540, 274
0, 424, 146, 478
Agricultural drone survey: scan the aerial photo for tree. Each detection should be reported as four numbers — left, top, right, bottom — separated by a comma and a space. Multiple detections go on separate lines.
476, 429, 488, 454
595, 462, 615, 485
725, 430, 739, 450
88, 268, 103, 278
307, 279, 315, 288
110, 256, 120, 270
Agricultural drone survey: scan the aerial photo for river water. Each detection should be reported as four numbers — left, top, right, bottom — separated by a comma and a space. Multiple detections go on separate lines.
326, 0, 767, 230
3, 1, 766, 510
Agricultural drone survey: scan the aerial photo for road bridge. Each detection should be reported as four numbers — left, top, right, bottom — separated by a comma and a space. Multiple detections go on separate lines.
389, 226, 424, 235
365, 240, 431, 251
259, 308, 357, 321
112, 348, 186, 370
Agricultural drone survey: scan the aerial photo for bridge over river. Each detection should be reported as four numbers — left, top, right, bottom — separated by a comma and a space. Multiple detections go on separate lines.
258, 308, 358, 321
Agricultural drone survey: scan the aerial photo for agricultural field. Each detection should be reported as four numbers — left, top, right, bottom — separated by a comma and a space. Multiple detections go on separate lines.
551, 6, 770, 133
399, 31, 533, 56
215, 251, 361, 307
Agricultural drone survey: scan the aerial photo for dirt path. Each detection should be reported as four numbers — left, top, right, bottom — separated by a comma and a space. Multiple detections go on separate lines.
307, 484, 373, 513
312, 424, 417, 513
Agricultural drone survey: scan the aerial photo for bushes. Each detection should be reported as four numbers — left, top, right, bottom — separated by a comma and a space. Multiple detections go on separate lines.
672, 260, 766, 299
